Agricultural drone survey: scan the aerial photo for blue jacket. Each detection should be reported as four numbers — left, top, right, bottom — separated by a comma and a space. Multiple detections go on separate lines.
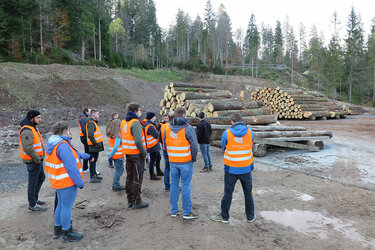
107, 135, 122, 159
221, 122, 254, 174
46, 135, 90, 189
163, 117, 198, 164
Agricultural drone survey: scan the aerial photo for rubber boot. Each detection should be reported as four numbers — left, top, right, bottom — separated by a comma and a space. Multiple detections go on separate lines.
53, 225, 62, 239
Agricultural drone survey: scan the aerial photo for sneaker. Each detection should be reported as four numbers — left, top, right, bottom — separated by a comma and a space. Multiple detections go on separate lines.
96, 171, 101, 175
247, 215, 256, 223
165, 188, 170, 192
210, 214, 229, 224
157, 171, 164, 176
36, 200, 46, 205
90, 177, 101, 183
171, 211, 180, 218
183, 212, 198, 220
112, 186, 125, 192
94, 175, 103, 180
108, 164, 114, 169
209, 166, 213, 171
127, 202, 132, 208
200, 168, 209, 173
150, 175, 161, 180
83, 169, 89, 174
28, 205, 47, 212
132, 201, 149, 210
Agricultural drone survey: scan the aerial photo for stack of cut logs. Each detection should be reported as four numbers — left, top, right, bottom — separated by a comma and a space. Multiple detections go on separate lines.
251, 87, 349, 120
160, 82, 277, 125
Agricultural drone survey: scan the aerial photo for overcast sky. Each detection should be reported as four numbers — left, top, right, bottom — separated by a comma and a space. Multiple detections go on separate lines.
154, 0, 374, 43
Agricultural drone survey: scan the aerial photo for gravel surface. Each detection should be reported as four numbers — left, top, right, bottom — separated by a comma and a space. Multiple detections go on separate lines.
0, 165, 27, 193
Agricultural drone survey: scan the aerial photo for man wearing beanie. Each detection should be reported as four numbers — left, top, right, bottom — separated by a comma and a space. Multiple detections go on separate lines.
144, 111, 164, 180
19, 110, 47, 212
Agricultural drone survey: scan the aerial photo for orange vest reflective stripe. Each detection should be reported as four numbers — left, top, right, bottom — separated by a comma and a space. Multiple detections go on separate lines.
86, 121, 103, 145
108, 137, 124, 159
145, 123, 158, 149
165, 125, 192, 163
19, 125, 45, 160
224, 129, 254, 167
78, 115, 86, 137
160, 122, 169, 146
45, 141, 84, 189
121, 119, 146, 155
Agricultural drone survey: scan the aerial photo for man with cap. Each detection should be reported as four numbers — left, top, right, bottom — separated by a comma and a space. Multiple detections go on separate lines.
19, 110, 47, 212
144, 111, 164, 180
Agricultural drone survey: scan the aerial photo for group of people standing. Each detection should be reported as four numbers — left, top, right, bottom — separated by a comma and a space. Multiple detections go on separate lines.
18, 104, 256, 243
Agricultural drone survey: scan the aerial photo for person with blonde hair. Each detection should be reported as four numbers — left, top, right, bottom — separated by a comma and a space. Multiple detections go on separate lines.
106, 119, 125, 191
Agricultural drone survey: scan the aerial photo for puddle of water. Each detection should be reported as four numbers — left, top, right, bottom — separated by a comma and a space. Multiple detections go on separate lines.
292, 190, 314, 201
260, 209, 375, 247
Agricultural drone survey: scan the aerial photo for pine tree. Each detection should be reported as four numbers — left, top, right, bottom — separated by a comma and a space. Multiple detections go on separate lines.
244, 13, 260, 74
273, 20, 283, 63
367, 17, 375, 102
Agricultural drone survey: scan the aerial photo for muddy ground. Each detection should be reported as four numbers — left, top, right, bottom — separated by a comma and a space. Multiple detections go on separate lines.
0, 115, 374, 249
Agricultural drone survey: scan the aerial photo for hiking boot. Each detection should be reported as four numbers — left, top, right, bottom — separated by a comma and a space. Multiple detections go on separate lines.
247, 215, 256, 223
150, 175, 161, 180
183, 212, 198, 220
90, 176, 101, 183
112, 186, 125, 192
210, 214, 229, 224
62, 227, 83, 243
94, 174, 103, 180
127, 202, 132, 208
157, 171, 164, 176
53, 225, 63, 239
209, 166, 213, 171
171, 211, 180, 218
28, 205, 47, 212
36, 200, 46, 205
132, 201, 149, 210
200, 168, 209, 173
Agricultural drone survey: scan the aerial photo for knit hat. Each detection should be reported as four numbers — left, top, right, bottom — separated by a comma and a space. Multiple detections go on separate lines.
146, 111, 156, 120
27, 110, 41, 120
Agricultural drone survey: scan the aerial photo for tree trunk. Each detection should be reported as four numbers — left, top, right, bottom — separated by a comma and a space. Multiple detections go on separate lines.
254, 130, 332, 139
98, 17, 102, 61
81, 37, 85, 62
186, 115, 277, 126
170, 82, 216, 89
207, 100, 263, 112
180, 90, 232, 101
115, 33, 118, 54
39, 2, 43, 55
373, 65, 375, 102
92, 23, 96, 60
303, 111, 330, 119
212, 107, 270, 117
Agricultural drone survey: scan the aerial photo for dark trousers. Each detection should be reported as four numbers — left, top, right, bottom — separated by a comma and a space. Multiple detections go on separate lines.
221, 171, 255, 221
89, 152, 99, 178
149, 151, 162, 177
80, 136, 89, 171
125, 154, 145, 204
26, 161, 45, 207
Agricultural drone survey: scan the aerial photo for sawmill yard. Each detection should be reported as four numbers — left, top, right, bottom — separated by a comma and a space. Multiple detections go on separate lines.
1, 63, 375, 249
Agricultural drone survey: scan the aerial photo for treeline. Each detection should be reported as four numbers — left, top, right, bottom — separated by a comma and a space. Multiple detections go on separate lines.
0, 0, 374, 104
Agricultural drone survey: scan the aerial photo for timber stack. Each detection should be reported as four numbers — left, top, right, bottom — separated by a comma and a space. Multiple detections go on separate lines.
251, 87, 350, 120
160, 82, 277, 125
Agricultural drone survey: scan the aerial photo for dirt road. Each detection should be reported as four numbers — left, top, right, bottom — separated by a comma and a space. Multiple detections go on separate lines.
0, 116, 375, 249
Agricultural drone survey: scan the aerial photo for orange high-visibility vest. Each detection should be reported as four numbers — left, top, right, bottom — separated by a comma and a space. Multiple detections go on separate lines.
86, 120, 103, 145
224, 129, 253, 167
78, 115, 86, 137
19, 125, 45, 160
145, 123, 158, 149
45, 141, 84, 189
121, 119, 146, 155
108, 137, 124, 159
165, 125, 192, 163
160, 122, 169, 146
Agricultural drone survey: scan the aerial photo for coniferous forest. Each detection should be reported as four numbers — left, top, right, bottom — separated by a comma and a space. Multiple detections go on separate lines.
1, 0, 375, 104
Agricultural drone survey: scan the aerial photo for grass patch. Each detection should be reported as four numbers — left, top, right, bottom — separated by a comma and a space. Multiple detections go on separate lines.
117, 68, 194, 82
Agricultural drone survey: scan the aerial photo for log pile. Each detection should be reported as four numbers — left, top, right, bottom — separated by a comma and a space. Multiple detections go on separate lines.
251, 87, 350, 120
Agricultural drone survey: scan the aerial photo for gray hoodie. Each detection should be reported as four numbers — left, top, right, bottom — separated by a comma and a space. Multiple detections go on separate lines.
163, 116, 198, 164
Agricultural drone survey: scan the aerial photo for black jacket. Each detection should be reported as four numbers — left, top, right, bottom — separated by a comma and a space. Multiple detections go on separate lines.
196, 119, 212, 144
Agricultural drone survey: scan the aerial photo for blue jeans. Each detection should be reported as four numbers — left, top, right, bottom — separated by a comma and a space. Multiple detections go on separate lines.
108, 157, 113, 166
163, 150, 170, 190
170, 162, 193, 215
55, 185, 78, 230
221, 171, 254, 221
199, 144, 212, 168
112, 157, 124, 188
